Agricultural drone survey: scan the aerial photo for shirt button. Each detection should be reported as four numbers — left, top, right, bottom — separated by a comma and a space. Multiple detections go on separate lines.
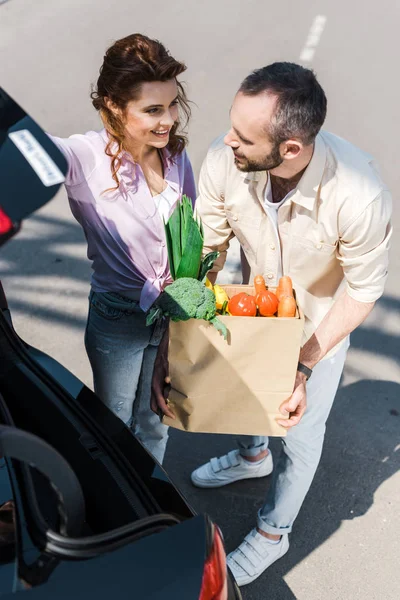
270, 244, 276, 250
160, 241, 166, 247
267, 273, 274, 280
316, 243, 323, 250
233, 215, 238, 221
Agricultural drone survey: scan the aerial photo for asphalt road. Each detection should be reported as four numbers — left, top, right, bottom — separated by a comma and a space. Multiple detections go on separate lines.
1, 1, 399, 599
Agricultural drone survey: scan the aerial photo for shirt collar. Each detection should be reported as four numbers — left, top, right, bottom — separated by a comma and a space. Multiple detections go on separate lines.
292, 132, 327, 210
159, 145, 174, 175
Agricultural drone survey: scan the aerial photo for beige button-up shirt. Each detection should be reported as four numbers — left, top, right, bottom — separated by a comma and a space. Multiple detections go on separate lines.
196, 130, 392, 352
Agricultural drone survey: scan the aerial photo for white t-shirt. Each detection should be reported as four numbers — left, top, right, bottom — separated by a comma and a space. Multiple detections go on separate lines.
153, 183, 179, 222
263, 175, 296, 280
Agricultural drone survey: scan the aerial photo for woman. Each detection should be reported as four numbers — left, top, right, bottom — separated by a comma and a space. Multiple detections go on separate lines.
51, 34, 196, 464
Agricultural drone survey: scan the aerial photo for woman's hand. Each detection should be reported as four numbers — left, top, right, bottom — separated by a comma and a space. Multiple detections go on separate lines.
151, 328, 175, 420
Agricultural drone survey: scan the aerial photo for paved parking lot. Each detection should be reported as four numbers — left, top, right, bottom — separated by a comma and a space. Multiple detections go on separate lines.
1, 1, 399, 598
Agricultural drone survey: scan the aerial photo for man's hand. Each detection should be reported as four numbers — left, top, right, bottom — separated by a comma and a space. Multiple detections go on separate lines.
151, 327, 175, 420
277, 372, 307, 429
276, 290, 376, 430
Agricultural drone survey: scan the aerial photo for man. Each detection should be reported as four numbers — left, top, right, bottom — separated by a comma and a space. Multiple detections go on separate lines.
152, 62, 392, 586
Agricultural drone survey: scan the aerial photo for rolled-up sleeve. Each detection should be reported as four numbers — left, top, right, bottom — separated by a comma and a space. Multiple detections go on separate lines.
338, 190, 392, 302
196, 149, 234, 275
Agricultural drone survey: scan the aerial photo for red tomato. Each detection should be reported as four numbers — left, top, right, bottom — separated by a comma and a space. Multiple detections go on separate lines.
228, 292, 257, 316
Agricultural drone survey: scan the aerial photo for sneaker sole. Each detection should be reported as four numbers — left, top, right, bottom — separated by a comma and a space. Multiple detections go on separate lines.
191, 464, 273, 488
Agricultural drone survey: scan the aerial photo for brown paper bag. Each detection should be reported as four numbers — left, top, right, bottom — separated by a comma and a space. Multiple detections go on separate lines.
163, 285, 304, 437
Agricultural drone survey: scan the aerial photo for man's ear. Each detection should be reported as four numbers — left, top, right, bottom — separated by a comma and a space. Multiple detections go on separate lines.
281, 139, 303, 160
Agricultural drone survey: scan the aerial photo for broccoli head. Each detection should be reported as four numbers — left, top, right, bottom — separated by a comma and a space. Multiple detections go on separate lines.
158, 278, 216, 321
146, 278, 227, 339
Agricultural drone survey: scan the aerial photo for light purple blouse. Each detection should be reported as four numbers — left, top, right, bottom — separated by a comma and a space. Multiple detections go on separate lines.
51, 130, 196, 311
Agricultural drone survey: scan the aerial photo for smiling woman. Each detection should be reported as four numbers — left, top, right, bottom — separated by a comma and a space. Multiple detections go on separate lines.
48, 34, 196, 464
91, 34, 191, 193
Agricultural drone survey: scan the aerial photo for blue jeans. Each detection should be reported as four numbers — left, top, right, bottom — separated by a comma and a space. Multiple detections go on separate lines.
237, 339, 350, 536
84, 290, 169, 464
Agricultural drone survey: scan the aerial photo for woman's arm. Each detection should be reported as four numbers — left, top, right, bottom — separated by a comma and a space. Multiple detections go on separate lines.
48, 134, 96, 187
150, 326, 175, 419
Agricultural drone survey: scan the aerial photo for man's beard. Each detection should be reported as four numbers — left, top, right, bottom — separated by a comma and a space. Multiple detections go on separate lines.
233, 141, 283, 172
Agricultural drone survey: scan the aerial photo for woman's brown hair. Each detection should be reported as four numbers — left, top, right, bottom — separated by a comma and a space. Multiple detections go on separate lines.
91, 33, 191, 190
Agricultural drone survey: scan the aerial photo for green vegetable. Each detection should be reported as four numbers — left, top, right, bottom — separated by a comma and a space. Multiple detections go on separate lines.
146, 278, 227, 339
164, 195, 203, 280
221, 300, 229, 315
164, 195, 219, 282
198, 251, 220, 283
147, 196, 226, 338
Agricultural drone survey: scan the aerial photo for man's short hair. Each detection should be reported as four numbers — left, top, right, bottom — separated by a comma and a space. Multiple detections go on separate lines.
239, 62, 327, 146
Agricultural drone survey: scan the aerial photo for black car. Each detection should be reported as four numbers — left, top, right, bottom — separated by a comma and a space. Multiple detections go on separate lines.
0, 88, 241, 600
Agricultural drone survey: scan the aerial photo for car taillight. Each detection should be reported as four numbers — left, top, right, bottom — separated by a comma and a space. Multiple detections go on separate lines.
0, 207, 13, 235
199, 526, 228, 600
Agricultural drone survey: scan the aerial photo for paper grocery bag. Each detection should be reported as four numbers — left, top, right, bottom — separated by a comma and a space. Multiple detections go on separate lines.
162, 285, 304, 437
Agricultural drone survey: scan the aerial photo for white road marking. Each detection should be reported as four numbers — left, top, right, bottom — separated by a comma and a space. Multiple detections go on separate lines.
299, 15, 327, 63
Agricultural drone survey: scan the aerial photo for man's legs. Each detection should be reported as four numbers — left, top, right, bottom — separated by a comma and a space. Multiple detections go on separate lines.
237, 436, 269, 461
191, 432, 273, 488
227, 340, 349, 585
258, 341, 348, 534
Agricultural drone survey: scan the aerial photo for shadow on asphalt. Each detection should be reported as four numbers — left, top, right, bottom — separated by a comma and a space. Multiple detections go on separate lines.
165, 302, 400, 599
1, 214, 399, 599
0, 213, 91, 329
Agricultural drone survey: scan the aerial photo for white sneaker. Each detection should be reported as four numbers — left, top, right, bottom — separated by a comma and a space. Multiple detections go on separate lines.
227, 530, 289, 586
191, 449, 273, 488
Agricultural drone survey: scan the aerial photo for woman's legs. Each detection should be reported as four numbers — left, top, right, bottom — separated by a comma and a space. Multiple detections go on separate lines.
85, 291, 169, 464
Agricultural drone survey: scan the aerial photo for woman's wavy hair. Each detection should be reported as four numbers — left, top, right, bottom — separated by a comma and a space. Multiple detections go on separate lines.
91, 33, 191, 190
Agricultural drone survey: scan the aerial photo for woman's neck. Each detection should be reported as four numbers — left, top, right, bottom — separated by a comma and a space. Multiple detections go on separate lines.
123, 139, 158, 165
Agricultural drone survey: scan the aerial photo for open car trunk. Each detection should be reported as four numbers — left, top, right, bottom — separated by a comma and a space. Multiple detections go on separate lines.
0, 295, 194, 557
